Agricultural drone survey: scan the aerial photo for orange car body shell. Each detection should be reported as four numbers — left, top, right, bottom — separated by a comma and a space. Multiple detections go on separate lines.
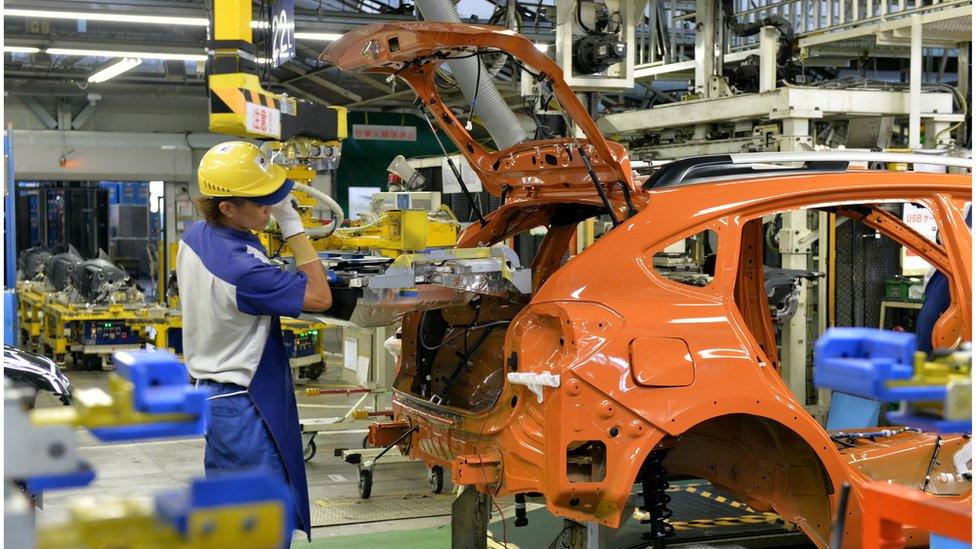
323, 22, 972, 547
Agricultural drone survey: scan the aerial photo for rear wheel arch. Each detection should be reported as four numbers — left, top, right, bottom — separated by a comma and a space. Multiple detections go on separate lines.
627, 413, 838, 547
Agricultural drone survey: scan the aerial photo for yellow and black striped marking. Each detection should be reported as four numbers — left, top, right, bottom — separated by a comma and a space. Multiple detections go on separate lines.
241, 88, 282, 110
212, 86, 284, 115
669, 512, 797, 531
648, 482, 798, 532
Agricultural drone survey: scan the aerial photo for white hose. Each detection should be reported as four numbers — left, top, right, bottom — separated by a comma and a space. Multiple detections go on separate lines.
414, 0, 527, 150
292, 182, 344, 238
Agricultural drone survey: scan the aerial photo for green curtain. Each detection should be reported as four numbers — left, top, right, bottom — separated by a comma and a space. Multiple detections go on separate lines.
335, 111, 457, 215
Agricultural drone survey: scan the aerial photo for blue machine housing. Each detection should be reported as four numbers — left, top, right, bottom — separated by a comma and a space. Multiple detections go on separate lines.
155, 471, 295, 545
814, 327, 971, 434
88, 351, 210, 441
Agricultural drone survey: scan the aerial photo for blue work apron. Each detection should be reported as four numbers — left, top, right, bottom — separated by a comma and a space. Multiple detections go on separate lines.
202, 317, 311, 542
249, 316, 311, 540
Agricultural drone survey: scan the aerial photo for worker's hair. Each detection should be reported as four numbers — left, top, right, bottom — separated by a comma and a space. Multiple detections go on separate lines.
194, 196, 246, 227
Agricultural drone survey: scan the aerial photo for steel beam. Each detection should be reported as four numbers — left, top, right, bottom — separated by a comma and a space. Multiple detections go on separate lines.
693, 0, 722, 97
349, 73, 395, 94
10, 130, 203, 181
451, 485, 488, 549
598, 87, 956, 135
18, 96, 57, 130
758, 26, 779, 93
4, 36, 206, 57
635, 47, 759, 80
908, 14, 922, 149
70, 99, 99, 130
278, 82, 332, 107
281, 65, 361, 103
958, 44, 970, 143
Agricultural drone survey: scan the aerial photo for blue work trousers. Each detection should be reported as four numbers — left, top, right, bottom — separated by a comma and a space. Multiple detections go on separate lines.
200, 380, 288, 485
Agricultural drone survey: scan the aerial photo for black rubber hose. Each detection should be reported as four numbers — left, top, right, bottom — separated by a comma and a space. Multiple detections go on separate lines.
578, 146, 620, 227
514, 493, 529, 527
720, 0, 794, 65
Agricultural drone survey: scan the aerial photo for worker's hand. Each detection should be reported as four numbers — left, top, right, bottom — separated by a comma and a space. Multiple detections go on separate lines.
270, 197, 305, 239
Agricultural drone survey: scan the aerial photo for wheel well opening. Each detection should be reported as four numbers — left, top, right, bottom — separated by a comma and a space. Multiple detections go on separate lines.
648, 413, 833, 546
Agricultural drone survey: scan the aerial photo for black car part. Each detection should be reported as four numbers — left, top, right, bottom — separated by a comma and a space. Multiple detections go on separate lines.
70, 254, 133, 303
17, 247, 53, 281
3, 345, 72, 406
44, 245, 84, 291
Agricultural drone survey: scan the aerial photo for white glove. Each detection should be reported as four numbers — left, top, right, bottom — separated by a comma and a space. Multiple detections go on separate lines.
270, 197, 305, 239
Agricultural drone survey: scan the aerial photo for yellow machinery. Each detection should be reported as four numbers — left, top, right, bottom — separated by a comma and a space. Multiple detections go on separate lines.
206, 1, 464, 261
325, 207, 459, 258
6, 351, 292, 549
263, 205, 461, 261
39, 300, 168, 371
208, 1, 347, 145
208, 0, 345, 237
150, 309, 185, 360
280, 317, 329, 382
16, 262, 169, 370
15, 281, 48, 351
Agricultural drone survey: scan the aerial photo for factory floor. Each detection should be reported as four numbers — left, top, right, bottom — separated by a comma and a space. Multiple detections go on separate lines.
31, 365, 814, 548
32, 365, 465, 546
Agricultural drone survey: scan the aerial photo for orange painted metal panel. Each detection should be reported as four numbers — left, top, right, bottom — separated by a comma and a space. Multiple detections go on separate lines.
325, 22, 973, 547
629, 337, 695, 387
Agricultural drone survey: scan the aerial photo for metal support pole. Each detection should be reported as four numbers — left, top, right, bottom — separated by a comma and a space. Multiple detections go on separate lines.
815, 210, 831, 422
4, 128, 16, 291
70, 100, 99, 131
452, 485, 489, 549
957, 43, 969, 143
694, 0, 721, 97
587, 522, 608, 549
780, 211, 812, 408
908, 14, 922, 149
4, 127, 18, 345
759, 26, 779, 93
372, 325, 394, 411
777, 117, 820, 416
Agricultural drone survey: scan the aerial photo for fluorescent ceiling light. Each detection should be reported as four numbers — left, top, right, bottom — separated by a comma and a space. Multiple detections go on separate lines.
534, 43, 549, 52
4, 46, 41, 53
47, 48, 207, 62
5, 8, 342, 40
88, 57, 142, 83
294, 32, 342, 41
3, 8, 208, 26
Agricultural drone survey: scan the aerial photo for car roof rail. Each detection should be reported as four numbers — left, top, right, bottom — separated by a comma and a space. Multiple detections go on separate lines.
644, 151, 973, 189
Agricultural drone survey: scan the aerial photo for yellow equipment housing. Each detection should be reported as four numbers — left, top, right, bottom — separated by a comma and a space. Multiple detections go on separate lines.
326, 208, 460, 258
208, 0, 347, 143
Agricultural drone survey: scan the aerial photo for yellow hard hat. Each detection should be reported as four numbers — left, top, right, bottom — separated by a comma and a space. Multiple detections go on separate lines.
197, 141, 292, 204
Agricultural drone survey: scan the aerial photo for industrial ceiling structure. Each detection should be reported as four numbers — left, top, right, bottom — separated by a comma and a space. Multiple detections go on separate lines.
4, 0, 969, 120
3, 0, 557, 111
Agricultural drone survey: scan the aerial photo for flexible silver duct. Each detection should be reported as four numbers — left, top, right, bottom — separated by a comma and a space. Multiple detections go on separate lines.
414, 0, 527, 150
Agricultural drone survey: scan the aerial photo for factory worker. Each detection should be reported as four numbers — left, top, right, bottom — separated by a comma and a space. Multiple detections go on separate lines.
916, 205, 970, 355
176, 141, 332, 540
